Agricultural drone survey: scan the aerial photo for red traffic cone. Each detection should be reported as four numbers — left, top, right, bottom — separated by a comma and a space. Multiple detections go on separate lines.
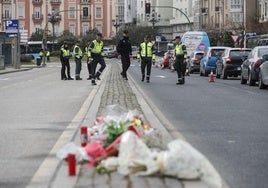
209, 70, 215, 82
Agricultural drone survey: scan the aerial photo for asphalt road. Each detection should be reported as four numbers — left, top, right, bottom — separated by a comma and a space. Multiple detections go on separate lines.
0, 63, 93, 188
128, 59, 268, 188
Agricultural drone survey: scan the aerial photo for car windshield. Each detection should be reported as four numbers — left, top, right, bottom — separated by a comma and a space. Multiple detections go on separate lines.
211, 49, 225, 57
258, 48, 268, 57
132, 46, 137, 51
230, 50, 251, 57
195, 53, 204, 59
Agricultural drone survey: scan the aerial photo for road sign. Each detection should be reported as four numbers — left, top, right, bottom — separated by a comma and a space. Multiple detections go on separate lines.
5, 19, 19, 33
231, 35, 239, 43
20, 30, 28, 43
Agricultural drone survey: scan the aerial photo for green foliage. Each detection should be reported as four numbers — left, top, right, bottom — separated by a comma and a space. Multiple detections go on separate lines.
30, 30, 45, 41
57, 30, 78, 49
80, 28, 100, 49
208, 31, 234, 47
50, 50, 61, 56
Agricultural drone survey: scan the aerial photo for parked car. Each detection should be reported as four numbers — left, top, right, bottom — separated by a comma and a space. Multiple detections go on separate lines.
188, 51, 204, 73
200, 46, 229, 76
131, 46, 138, 59
103, 47, 114, 58
107, 49, 117, 58
215, 48, 251, 79
241, 46, 268, 86
258, 59, 268, 89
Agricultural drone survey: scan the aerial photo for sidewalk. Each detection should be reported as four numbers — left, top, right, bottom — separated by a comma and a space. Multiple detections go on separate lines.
6, 61, 227, 188
54, 62, 227, 188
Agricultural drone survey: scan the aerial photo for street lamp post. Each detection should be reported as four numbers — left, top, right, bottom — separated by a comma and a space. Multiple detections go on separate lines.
147, 9, 160, 28
48, 9, 61, 51
112, 16, 122, 34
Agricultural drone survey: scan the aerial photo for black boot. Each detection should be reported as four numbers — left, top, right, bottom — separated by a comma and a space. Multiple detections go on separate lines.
95, 72, 101, 80
91, 80, 97, 85
146, 76, 150, 83
141, 75, 145, 82
87, 75, 92, 80
76, 76, 82, 80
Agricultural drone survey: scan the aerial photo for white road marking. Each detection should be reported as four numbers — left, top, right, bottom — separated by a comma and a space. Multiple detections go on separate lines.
155, 75, 165, 78
0, 77, 9, 81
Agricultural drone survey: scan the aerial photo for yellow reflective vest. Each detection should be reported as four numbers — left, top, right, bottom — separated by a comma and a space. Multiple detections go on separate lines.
85, 46, 91, 57
137, 42, 156, 60
90, 40, 104, 56
73, 45, 83, 59
175, 43, 187, 59
61, 47, 70, 58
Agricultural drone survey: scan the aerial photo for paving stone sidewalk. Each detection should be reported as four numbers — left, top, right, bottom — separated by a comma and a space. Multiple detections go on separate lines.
74, 62, 209, 188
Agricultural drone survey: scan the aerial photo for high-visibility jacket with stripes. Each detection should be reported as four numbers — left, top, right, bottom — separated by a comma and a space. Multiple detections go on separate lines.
137, 41, 156, 59
175, 43, 187, 59
73, 45, 83, 59
90, 40, 104, 56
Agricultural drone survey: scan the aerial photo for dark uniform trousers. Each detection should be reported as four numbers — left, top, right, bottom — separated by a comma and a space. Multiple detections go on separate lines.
75, 57, 82, 78
61, 57, 71, 79
121, 54, 131, 78
91, 53, 106, 81
141, 57, 152, 81
174, 54, 186, 83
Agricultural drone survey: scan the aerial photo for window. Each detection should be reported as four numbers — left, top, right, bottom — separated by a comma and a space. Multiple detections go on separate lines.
96, 7, 102, 19
35, 25, 41, 33
95, 23, 102, 33
69, 23, 75, 35
82, 24, 89, 35
34, 7, 41, 19
18, 5, 25, 18
83, 7, 89, 17
69, 7, 75, 19
4, 9, 11, 19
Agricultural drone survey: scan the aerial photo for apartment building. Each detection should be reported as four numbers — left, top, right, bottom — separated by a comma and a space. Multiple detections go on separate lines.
0, 0, 115, 41
198, 0, 268, 35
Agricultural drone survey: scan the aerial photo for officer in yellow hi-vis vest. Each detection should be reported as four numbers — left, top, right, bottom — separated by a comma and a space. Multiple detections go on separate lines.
89, 33, 106, 85
73, 40, 83, 80
85, 40, 92, 80
60, 42, 73, 80
137, 35, 156, 83
173, 36, 187, 84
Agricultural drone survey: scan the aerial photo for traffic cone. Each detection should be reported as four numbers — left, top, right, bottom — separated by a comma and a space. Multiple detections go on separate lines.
209, 70, 215, 82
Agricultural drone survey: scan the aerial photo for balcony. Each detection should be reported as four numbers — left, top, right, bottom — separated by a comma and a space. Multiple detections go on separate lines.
2, 14, 12, 19
1, 0, 12, 4
80, 15, 91, 21
32, 14, 44, 23
80, 0, 91, 4
50, 0, 61, 5
32, 0, 43, 5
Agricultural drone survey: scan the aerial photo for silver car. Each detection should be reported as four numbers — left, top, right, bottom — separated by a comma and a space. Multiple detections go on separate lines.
259, 58, 268, 89
241, 46, 268, 86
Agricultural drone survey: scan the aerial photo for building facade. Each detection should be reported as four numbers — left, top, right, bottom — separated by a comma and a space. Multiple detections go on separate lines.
0, 0, 115, 41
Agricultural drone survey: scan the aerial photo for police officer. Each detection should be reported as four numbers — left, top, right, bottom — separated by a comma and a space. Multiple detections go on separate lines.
60, 41, 73, 80
137, 36, 156, 83
89, 33, 105, 85
116, 30, 132, 80
85, 40, 92, 80
73, 40, 83, 80
173, 36, 187, 84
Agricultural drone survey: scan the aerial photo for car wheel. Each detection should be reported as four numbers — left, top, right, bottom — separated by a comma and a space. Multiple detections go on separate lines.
248, 71, 255, 86
216, 68, 220, 78
258, 72, 267, 89
222, 69, 227, 79
240, 72, 247, 84
200, 69, 203, 76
